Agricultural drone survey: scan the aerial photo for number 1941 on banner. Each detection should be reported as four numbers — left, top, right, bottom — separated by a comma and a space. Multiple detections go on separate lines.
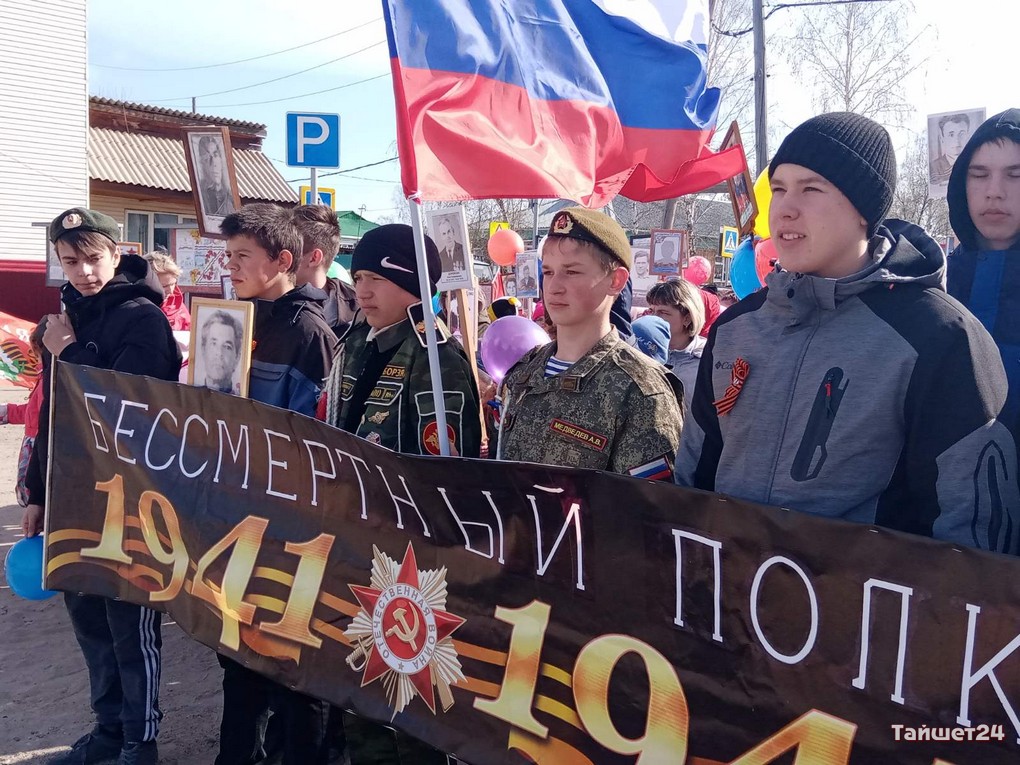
73, 474, 333, 656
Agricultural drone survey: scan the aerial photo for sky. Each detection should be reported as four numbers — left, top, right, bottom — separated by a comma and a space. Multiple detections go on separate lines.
86, 0, 1016, 222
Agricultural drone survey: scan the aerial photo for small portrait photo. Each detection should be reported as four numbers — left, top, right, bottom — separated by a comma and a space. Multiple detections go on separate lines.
428, 206, 472, 292
928, 108, 986, 197
221, 274, 237, 300
183, 126, 241, 239
649, 229, 687, 276
629, 238, 659, 307
515, 250, 539, 298
503, 276, 518, 298
720, 121, 757, 234
187, 297, 254, 397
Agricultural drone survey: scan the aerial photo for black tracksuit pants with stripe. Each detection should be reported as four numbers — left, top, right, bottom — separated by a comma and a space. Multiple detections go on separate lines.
65, 593, 163, 743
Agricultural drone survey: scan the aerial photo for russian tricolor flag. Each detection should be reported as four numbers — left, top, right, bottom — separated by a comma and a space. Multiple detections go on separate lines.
383, 0, 745, 207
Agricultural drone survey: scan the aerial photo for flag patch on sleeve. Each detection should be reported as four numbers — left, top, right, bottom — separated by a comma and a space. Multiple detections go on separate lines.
628, 456, 672, 482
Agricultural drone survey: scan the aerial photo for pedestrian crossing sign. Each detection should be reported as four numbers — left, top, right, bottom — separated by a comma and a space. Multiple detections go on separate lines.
489, 221, 510, 238
720, 226, 739, 258
299, 186, 336, 210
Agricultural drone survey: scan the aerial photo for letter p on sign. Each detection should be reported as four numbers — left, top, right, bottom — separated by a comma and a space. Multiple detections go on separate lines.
286, 112, 341, 168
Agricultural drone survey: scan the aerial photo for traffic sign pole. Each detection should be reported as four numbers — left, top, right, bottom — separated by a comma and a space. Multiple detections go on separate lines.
311, 168, 318, 205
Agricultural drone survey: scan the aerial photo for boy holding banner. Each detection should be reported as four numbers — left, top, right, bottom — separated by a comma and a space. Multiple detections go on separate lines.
322, 223, 480, 460
23, 208, 180, 765
320, 223, 479, 765
215, 204, 336, 765
676, 112, 1019, 554
497, 207, 683, 479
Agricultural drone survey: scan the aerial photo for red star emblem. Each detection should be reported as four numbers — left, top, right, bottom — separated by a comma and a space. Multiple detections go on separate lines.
349, 543, 465, 713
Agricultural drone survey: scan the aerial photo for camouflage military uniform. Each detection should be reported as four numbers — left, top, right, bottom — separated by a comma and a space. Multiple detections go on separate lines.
324, 304, 481, 458
498, 330, 683, 476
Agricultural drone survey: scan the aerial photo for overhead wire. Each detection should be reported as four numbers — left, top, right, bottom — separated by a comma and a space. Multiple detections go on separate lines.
91, 18, 382, 71
204, 72, 389, 108
146, 40, 386, 103
285, 157, 398, 183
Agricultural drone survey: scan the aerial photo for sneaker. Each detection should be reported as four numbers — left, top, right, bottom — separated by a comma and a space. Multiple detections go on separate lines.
117, 741, 158, 765
49, 726, 122, 765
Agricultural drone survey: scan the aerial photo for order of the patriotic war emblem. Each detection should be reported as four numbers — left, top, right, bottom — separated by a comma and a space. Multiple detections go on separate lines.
345, 544, 466, 716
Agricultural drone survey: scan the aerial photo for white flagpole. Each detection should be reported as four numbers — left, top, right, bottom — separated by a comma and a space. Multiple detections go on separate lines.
408, 197, 452, 456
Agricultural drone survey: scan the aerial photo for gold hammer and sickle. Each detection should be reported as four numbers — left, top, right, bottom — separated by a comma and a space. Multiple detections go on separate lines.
385, 606, 421, 651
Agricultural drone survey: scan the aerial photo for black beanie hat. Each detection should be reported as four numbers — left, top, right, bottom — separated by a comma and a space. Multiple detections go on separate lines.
770, 112, 896, 236
351, 224, 442, 298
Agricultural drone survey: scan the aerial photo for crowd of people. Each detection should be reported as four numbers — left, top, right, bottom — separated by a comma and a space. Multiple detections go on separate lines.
6, 107, 1020, 764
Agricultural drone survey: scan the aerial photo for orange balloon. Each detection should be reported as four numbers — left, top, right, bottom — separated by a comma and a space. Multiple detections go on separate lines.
487, 229, 525, 266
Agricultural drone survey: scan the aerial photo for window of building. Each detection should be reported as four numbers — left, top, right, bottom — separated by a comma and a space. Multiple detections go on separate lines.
125, 211, 199, 251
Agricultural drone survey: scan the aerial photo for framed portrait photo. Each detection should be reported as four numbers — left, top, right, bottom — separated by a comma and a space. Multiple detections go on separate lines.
514, 250, 539, 299
182, 126, 242, 240
221, 274, 237, 300
927, 107, 986, 198
428, 206, 472, 292
629, 236, 660, 308
649, 229, 688, 276
721, 121, 757, 236
187, 297, 254, 398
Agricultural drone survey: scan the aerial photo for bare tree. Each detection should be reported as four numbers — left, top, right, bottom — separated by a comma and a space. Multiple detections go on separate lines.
786, 0, 925, 126
707, 0, 755, 144
888, 134, 950, 239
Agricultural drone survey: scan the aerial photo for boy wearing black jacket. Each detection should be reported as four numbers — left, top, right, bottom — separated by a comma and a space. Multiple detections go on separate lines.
214, 203, 336, 765
23, 208, 181, 765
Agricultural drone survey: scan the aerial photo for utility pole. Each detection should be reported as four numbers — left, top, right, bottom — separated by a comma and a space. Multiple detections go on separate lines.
752, 0, 768, 174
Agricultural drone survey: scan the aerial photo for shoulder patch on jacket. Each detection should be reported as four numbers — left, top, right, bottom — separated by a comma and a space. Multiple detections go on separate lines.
407, 303, 450, 348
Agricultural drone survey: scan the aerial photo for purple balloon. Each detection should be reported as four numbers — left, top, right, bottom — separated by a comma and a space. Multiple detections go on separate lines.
480, 316, 551, 384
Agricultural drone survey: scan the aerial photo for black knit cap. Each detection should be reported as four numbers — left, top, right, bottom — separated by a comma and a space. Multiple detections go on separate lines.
351, 223, 441, 298
770, 112, 896, 236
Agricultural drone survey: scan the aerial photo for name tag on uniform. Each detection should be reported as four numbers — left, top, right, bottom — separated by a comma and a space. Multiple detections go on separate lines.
340, 375, 357, 401
367, 380, 402, 406
560, 375, 582, 392
381, 365, 406, 380
549, 418, 608, 452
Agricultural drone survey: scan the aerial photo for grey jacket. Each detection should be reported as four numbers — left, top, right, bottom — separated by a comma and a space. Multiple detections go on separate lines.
676, 221, 1020, 554
667, 334, 707, 402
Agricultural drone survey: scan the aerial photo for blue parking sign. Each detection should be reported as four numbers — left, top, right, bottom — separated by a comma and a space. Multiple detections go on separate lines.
286, 112, 341, 168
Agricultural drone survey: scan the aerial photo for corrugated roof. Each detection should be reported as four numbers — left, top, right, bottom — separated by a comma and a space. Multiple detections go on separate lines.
88, 127, 298, 203
90, 96, 266, 133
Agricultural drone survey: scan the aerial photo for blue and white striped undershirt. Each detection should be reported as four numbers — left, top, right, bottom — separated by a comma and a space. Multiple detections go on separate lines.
545, 356, 572, 377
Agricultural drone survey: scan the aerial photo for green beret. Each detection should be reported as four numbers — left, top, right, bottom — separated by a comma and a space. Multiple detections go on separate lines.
49, 207, 120, 245
548, 207, 632, 269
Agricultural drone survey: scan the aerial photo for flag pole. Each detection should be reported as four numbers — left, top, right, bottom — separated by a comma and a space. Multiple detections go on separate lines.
407, 196, 452, 456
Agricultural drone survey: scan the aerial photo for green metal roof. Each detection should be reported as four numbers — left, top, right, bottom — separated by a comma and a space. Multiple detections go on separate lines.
336, 210, 380, 237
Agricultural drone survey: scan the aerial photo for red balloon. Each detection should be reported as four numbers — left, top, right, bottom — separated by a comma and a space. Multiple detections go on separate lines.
754, 238, 777, 284
683, 255, 713, 286
487, 229, 525, 266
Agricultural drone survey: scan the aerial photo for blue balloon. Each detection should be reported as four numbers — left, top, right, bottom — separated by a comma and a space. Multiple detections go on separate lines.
730, 237, 762, 300
431, 293, 442, 315
4, 536, 56, 601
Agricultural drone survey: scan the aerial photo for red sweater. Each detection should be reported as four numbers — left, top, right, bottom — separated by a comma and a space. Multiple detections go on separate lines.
5, 378, 42, 437
161, 287, 192, 331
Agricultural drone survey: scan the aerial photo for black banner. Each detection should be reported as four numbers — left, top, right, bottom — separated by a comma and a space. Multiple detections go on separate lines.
44, 363, 1020, 763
